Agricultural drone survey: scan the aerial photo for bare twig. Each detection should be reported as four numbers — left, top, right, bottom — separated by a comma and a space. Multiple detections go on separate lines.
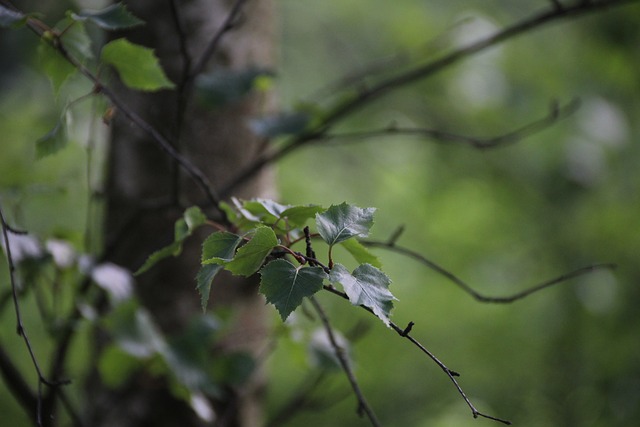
309, 296, 382, 427
0, 204, 69, 427
220, 0, 640, 197
321, 285, 511, 425
363, 239, 616, 303
189, 0, 249, 80
315, 99, 580, 149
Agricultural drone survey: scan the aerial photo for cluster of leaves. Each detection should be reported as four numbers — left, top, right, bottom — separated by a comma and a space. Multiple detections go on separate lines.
138, 199, 397, 327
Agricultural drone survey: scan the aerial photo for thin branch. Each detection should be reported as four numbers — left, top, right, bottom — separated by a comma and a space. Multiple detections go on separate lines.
363, 239, 616, 303
321, 285, 511, 425
308, 296, 382, 427
0, 204, 69, 427
220, 0, 640, 197
189, 0, 249, 80
315, 99, 580, 149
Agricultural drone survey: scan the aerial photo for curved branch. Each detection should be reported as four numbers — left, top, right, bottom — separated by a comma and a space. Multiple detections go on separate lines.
321, 284, 511, 425
314, 99, 580, 149
363, 239, 616, 303
221, 0, 639, 196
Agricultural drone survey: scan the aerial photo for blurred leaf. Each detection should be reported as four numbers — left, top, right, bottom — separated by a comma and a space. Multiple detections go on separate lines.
105, 301, 164, 358
316, 203, 375, 246
37, 41, 77, 93
101, 38, 175, 91
184, 206, 207, 230
225, 226, 277, 276
330, 263, 395, 326
308, 327, 351, 370
248, 112, 310, 138
259, 259, 326, 321
340, 239, 382, 268
0, 5, 26, 28
211, 352, 255, 386
195, 68, 273, 108
98, 345, 143, 388
72, 3, 143, 30
166, 315, 220, 394
35, 116, 67, 158
56, 17, 93, 62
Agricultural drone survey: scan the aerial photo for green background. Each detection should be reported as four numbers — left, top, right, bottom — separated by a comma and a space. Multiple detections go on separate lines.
1, 1, 639, 426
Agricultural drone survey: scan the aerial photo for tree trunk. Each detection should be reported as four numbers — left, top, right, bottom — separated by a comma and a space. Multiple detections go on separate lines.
88, 1, 275, 426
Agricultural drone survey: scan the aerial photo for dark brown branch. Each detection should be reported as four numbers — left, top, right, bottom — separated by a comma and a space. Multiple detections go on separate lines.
363, 239, 616, 303
309, 296, 382, 427
315, 99, 579, 149
220, 0, 639, 197
321, 285, 511, 425
0, 204, 69, 427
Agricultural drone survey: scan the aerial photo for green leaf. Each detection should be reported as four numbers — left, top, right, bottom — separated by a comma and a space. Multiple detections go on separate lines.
37, 41, 77, 93
195, 264, 223, 311
36, 116, 67, 158
248, 112, 310, 138
101, 38, 175, 91
233, 198, 323, 229
73, 3, 143, 30
198, 231, 243, 310
316, 203, 375, 246
135, 241, 182, 275
329, 263, 395, 326
201, 232, 243, 265
280, 205, 324, 228
225, 226, 277, 276
195, 68, 273, 108
340, 239, 382, 268
259, 259, 326, 321
0, 5, 26, 28
184, 206, 207, 230
56, 17, 93, 62
241, 199, 289, 224
136, 207, 206, 274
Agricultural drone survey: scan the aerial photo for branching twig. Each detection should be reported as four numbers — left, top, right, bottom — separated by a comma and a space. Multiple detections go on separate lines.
308, 296, 382, 427
189, 0, 249, 81
315, 99, 580, 150
220, 0, 640, 197
363, 239, 616, 303
0, 204, 69, 427
320, 285, 511, 425
21, 15, 224, 215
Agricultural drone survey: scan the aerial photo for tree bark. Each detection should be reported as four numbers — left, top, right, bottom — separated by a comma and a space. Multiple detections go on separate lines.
87, 1, 275, 426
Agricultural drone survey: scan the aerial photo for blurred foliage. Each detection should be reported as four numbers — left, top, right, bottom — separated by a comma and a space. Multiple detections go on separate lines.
272, 1, 640, 427
0, 0, 639, 426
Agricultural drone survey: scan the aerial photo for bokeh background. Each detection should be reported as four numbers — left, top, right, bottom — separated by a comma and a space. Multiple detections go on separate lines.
1, 1, 639, 426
